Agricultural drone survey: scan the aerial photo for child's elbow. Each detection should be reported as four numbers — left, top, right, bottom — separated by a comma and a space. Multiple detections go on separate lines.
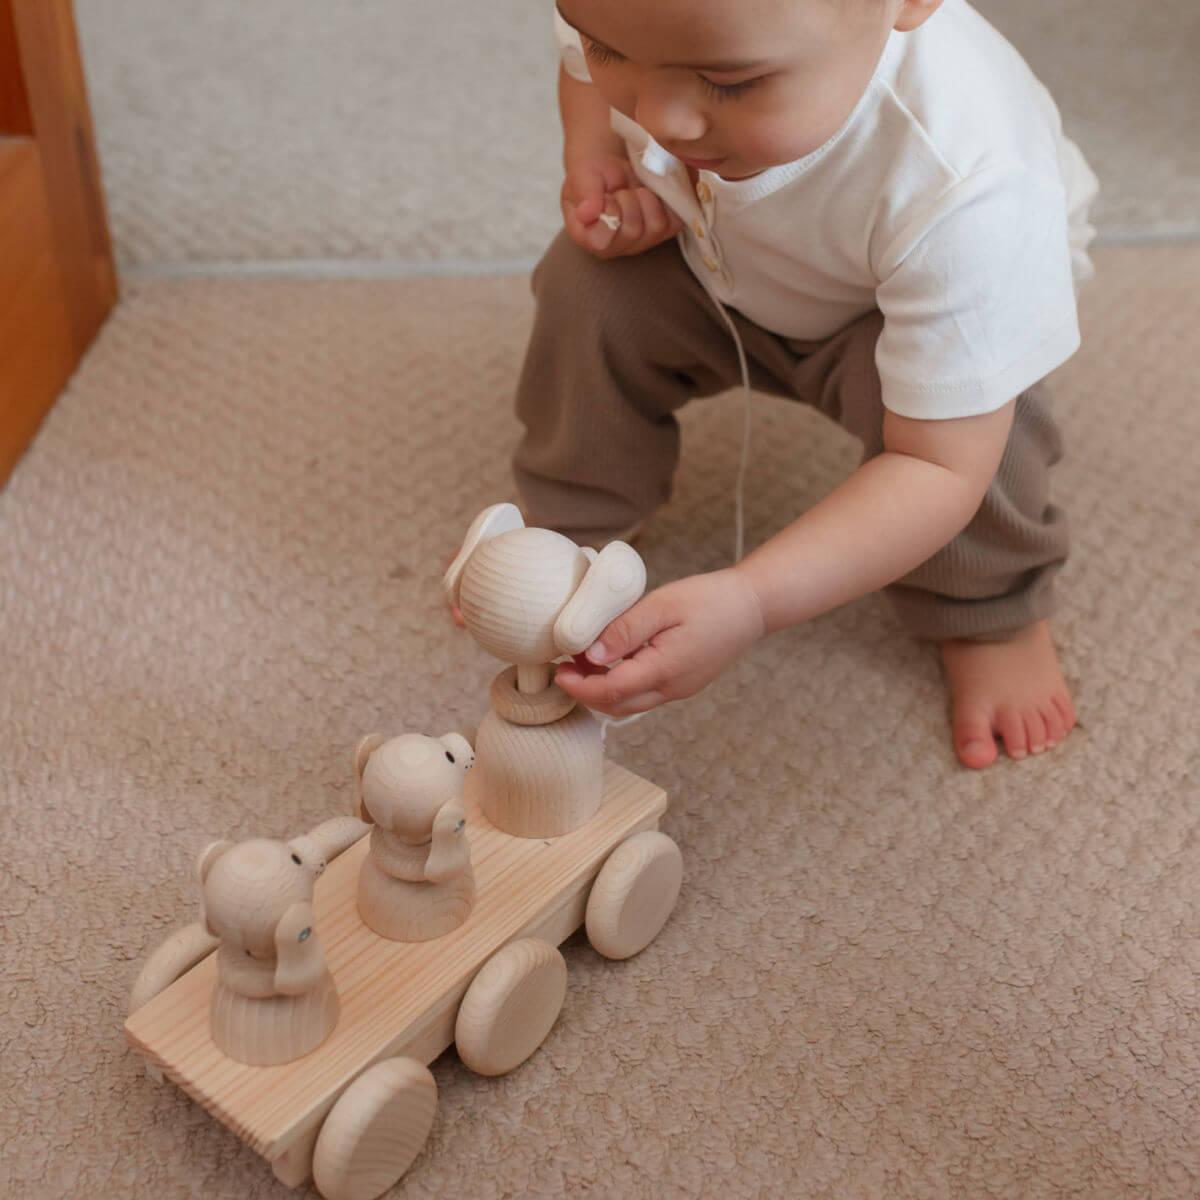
882, 399, 1017, 501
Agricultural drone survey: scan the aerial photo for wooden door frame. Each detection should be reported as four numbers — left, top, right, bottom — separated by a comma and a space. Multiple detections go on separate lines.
1, 0, 116, 487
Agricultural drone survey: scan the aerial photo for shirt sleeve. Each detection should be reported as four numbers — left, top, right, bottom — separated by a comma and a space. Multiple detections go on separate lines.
874, 164, 1081, 420
554, 8, 592, 83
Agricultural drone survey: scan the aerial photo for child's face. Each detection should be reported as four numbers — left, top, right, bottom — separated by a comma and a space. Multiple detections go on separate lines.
560, 0, 910, 180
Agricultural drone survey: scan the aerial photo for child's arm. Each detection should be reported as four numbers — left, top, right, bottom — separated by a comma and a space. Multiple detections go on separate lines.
560, 64, 625, 167
736, 401, 1016, 633
555, 402, 1016, 715
558, 65, 683, 257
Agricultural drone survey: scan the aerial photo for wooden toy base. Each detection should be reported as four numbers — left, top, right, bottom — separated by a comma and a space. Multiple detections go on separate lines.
125, 761, 670, 1195
210, 970, 341, 1066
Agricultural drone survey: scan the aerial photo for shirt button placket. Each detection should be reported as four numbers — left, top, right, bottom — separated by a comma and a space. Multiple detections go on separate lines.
693, 178, 729, 284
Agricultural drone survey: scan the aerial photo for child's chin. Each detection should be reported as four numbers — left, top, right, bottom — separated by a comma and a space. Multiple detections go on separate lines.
716, 163, 767, 181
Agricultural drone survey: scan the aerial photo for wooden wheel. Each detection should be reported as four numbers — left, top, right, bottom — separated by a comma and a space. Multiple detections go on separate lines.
128, 922, 220, 1082
454, 937, 567, 1076
312, 1057, 436, 1200
586, 831, 682, 960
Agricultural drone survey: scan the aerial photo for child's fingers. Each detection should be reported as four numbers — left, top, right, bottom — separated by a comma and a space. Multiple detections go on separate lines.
563, 195, 616, 254
556, 650, 667, 710
562, 202, 593, 248
597, 157, 633, 194
606, 689, 669, 717
585, 195, 623, 253
563, 163, 607, 212
573, 191, 605, 226
611, 188, 645, 245
634, 187, 672, 243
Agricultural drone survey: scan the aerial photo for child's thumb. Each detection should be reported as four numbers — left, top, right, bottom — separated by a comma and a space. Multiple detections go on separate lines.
585, 595, 666, 666
574, 191, 605, 225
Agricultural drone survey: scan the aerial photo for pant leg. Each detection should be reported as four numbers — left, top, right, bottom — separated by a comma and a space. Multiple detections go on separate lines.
786, 310, 1070, 641
512, 231, 797, 545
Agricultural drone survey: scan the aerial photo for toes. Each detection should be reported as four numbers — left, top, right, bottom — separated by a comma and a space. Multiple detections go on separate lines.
953, 704, 998, 769
1025, 707, 1048, 755
1040, 702, 1066, 747
996, 706, 1028, 760
1053, 692, 1077, 734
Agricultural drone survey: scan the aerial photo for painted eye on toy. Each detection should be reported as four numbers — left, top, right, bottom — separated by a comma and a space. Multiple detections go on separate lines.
445, 751, 455, 764
291, 852, 302, 865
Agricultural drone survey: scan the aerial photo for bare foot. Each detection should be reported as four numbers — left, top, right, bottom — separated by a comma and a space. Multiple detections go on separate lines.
940, 619, 1077, 769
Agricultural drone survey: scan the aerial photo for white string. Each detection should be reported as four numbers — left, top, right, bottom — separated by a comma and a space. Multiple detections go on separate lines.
599, 281, 755, 744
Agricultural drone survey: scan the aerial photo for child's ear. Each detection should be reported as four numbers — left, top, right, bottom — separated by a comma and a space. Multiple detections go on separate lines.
553, 540, 646, 655
442, 502, 525, 607
273, 901, 324, 995
353, 735, 387, 822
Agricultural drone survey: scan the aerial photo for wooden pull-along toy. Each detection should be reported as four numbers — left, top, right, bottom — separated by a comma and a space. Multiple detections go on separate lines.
125, 504, 683, 1200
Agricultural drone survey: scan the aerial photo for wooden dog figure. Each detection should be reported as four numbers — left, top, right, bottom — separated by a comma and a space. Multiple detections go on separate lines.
354, 731, 477, 942
444, 503, 646, 838
198, 835, 340, 1066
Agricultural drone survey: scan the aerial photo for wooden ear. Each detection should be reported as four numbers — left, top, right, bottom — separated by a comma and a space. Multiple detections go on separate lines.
196, 841, 232, 937
424, 801, 469, 883
553, 541, 647, 655
287, 834, 324, 874
353, 734, 387, 822
442, 502, 525, 607
196, 840, 233, 885
273, 901, 324, 996
439, 732, 474, 772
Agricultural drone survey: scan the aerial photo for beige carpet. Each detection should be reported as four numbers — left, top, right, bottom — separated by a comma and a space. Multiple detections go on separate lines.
2, 244, 1198, 1198
74, 0, 1200, 268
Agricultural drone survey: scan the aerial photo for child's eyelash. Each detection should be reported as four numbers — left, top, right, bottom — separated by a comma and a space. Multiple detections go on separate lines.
700, 76, 760, 102
583, 39, 760, 103
582, 39, 621, 66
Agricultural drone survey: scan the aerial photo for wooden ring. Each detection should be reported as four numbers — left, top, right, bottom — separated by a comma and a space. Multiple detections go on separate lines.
489, 666, 576, 726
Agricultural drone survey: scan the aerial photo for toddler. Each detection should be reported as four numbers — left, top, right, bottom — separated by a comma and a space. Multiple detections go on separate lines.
505, 0, 1097, 768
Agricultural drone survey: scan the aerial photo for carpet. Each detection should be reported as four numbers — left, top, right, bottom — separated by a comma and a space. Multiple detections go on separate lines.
2, 244, 1198, 1198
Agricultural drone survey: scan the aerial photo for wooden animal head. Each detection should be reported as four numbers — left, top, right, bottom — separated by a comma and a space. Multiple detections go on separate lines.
196, 837, 327, 996
443, 503, 647, 664
354, 732, 474, 882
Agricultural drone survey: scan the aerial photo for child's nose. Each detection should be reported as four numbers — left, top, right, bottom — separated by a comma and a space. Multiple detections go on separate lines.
634, 87, 709, 147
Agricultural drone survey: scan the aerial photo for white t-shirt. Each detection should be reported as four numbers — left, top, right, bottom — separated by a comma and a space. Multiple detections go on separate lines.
556, 1, 1099, 420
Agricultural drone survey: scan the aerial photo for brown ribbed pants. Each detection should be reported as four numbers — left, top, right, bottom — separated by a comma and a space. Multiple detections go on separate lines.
512, 232, 1069, 642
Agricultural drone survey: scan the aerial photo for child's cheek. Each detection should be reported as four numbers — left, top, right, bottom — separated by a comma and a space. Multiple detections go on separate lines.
592, 72, 638, 126
731, 111, 825, 171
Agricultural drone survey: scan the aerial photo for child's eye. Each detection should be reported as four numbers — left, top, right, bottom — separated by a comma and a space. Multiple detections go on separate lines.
583, 38, 621, 66
699, 76, 761, 102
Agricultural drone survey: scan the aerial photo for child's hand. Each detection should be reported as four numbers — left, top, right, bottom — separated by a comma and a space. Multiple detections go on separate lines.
561, 154, 684, 259
554, 569, 766, 717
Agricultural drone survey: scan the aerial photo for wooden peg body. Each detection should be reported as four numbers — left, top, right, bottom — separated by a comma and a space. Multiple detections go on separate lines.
468, 669, 603, 838
198, 837, 340, 1066
446, 507, 647, 841
354, 732, 477, 943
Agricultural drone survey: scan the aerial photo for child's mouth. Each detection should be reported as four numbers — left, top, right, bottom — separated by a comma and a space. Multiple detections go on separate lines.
674, 153, 726, 171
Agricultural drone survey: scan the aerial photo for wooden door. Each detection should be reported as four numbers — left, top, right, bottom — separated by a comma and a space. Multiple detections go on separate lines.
0, 0, 115, 488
